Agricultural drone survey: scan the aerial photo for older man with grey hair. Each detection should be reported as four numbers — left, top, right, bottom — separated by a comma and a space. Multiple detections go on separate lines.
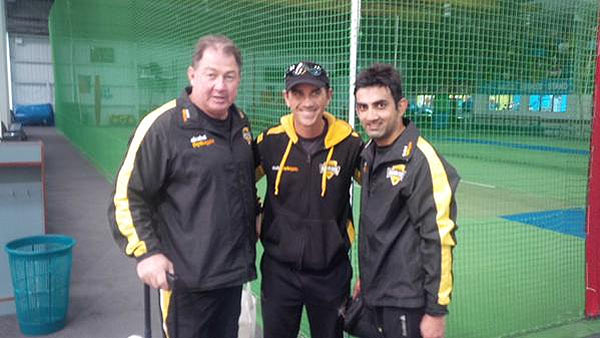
109, 35, 257, 338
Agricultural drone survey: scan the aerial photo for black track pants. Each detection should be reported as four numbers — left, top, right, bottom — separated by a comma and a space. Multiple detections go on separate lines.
159, 285, 242, 338
260, 254, 351, 338
376, 306, 425, 338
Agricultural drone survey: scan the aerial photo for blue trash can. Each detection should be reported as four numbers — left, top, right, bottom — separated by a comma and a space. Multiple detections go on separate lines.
13, 104, 55, 126
4, 235, 76, 336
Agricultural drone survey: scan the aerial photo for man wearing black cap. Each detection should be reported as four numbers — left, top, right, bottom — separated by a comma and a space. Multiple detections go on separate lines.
255, 61, 363, 338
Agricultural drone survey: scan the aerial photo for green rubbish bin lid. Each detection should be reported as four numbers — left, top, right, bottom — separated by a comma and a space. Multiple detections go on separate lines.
4, 234, 76, 256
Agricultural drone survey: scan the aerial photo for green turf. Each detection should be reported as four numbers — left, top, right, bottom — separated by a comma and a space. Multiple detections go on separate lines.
252, 170, 588, 338
516, 319, 600, 338
449, 217, 584, 337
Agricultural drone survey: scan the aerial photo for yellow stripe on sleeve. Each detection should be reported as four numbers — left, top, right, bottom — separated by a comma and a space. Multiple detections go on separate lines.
417, 136, 457, 306
113, 99, 176, 257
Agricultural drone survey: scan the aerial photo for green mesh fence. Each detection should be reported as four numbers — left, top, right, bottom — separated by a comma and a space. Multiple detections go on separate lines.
49, 1, 598, 337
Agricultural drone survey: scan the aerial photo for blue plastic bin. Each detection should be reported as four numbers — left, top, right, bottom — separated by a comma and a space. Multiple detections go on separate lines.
4, 235, 76, 336
13, 104, 55, 126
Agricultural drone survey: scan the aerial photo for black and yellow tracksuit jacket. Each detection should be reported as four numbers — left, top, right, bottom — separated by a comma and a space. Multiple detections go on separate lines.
256, 112, 363, 271
359, 119, 459, 316
108, 87, 257, 291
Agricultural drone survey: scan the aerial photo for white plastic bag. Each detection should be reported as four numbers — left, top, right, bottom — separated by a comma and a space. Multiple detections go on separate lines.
238, 283, 257, 338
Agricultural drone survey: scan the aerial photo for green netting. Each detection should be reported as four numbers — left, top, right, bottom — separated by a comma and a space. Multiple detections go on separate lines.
49, 0, 598, 337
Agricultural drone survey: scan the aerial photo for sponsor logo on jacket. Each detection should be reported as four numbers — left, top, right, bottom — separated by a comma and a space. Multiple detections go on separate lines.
272, 165, 299, 172
190, 134, 215, 148
319, 160, 341, 180
402, 142, 413, 158
182, 108, 191, 122
386, 164, 406, 186
242, 127, 252, 145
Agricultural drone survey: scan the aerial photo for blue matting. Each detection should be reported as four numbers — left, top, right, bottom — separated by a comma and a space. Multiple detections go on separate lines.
445, 138, 589, 155
501, 208, 585, 239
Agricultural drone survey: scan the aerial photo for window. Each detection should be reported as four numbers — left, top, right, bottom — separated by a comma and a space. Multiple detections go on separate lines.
488, 95, 520, 111
553, 95, 567, 113
529, 94, 567, 113
415, 95, 434, 109
529, 95, 541, 111
540, 95, 552, 112
512, 96, 521, 111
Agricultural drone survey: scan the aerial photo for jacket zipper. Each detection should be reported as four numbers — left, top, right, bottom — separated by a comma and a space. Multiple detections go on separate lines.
298, 145, 312, 270
231, 126, 252, 271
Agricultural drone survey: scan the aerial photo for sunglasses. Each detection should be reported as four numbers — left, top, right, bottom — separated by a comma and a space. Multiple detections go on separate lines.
285, 62, 323, 78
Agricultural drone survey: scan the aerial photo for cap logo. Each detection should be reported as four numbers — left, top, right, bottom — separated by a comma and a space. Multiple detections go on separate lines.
286, 62, 324, 78
293, 62, 306, 75
285, 61, 328, 90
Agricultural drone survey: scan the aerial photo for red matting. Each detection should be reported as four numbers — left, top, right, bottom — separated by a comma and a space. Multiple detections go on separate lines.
586, 10, 600, 318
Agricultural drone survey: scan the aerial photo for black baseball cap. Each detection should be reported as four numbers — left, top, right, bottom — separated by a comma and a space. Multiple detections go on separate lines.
284, 61, 330, 90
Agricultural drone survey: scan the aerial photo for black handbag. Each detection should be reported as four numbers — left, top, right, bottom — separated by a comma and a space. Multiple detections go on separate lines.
341, 295, 381, 338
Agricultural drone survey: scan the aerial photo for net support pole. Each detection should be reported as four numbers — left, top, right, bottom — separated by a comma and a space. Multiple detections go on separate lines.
347, 0, 361, 272
348, 0, 360, 128
0, 0, 10, 126
585, 10, 600, 319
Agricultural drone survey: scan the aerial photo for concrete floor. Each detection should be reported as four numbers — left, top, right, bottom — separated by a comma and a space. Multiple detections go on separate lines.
0, 127, 161, 338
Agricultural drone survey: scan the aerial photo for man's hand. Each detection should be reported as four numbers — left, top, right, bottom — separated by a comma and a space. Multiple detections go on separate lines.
420, 314, 445, 338
136, 253, 174, 290
352, 279, 361, 299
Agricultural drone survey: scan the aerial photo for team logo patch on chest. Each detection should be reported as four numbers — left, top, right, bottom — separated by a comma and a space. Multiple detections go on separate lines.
190, 134, 215, 148
386, 164, 406, 186
320, 160, 341, 180
242, 127, 252, 145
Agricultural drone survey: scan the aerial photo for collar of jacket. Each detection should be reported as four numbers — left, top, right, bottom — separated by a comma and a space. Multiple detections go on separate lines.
279, 112, 353, 149
362, 118, 420, 170
272, 112, 354, 197
176, 86, 247, 134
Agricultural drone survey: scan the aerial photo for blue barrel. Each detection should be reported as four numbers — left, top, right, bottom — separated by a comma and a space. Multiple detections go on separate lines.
4, 235, 76, 336
13, 104, 55, 126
